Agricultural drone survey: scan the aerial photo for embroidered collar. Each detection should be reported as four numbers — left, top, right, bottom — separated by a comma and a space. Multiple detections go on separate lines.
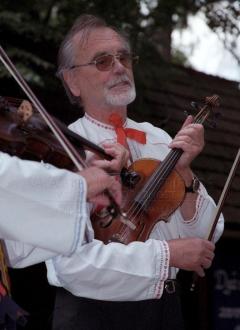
84, 113, 127, 131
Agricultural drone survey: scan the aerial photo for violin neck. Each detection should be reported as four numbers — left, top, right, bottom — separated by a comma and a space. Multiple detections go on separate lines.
147, 148, 183, 193
158, 148, 183, 177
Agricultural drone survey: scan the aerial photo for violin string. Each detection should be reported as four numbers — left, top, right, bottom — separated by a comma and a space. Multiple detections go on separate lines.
123, 149, 189, 239
121, 151, 180, 241
126, 149, 181, 218
120, 112, 207, 241
120, 149, 182, 241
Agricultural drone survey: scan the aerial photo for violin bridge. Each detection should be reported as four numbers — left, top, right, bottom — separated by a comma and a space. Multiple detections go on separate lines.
119, 213, 136, 230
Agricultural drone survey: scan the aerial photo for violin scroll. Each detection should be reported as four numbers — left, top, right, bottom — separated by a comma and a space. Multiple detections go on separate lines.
186, 94, 221, 128
205, 94, 220, 107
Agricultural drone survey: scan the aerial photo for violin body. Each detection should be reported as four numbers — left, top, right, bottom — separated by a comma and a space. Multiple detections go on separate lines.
0, 97, 84, 170
91, 158, 185, 244
91, 94, 220, 245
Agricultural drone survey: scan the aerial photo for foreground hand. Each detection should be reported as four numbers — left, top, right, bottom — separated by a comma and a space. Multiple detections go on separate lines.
168, 237, 215, 277
79, 166, 122, 206
91, 143, 129, 174
169, 115, 204, 169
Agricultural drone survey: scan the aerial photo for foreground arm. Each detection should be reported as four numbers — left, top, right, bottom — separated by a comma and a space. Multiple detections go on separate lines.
0, 151, 88, 264
0, 151, 122, 267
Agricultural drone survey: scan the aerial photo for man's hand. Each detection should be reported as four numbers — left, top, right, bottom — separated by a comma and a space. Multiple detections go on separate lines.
91, 143, 129, 174
79, 166, 122, 207
168, 238, 215, 277
169, 115, 204, 170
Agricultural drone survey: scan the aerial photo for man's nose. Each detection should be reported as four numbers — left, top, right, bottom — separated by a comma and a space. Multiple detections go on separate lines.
112, 57, 126, 73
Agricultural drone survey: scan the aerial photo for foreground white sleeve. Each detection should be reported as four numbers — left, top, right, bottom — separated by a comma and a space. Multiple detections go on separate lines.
46, 238, 169, 301
0, 152, 88, 266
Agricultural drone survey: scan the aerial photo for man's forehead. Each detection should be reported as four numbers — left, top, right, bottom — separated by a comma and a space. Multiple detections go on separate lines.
73, 27, 128, 54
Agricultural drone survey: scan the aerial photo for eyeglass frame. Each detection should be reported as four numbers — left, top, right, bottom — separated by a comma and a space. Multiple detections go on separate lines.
67, 52, 139, 72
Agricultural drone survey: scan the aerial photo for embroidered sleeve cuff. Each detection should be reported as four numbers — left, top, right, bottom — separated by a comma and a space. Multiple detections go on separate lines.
151, 240, 170, 299
69, 176, 89, 255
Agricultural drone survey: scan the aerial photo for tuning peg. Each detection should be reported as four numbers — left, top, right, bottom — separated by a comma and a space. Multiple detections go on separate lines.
191, 101, 201, 111
184, 101, 201, 117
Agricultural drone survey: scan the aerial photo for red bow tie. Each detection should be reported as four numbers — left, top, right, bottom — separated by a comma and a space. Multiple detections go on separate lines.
109, 113, 146, 146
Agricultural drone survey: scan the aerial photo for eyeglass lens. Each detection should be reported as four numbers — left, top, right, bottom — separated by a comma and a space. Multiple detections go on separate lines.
96, 54, 135, 71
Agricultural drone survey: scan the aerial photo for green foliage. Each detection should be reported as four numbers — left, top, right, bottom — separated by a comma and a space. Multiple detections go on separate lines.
0, 1, 143, 85
0, 0, 239, 120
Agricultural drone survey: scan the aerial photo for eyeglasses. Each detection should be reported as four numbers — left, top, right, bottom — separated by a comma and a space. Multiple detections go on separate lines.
68, 53, 139, 72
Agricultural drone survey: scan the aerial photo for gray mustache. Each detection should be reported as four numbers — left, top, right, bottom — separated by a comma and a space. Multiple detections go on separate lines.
107, 76, 132, 88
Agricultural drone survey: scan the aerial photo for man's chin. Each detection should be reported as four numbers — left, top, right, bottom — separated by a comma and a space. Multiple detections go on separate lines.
105, 91, 136, 107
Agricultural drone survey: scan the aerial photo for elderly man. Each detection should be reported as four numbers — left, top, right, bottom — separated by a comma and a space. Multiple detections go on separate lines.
46, 14, 224, 330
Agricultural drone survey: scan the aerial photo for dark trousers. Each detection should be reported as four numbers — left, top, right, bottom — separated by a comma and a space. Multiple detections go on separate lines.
52, 283, 185, 330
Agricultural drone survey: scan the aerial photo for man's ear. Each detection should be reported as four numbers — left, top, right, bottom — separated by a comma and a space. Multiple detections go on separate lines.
62, 70, 81, 97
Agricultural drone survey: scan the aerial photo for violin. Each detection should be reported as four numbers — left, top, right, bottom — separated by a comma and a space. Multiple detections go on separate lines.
0, 95, 139, 186
0, 96, 85, 169
91, 95, 220, 244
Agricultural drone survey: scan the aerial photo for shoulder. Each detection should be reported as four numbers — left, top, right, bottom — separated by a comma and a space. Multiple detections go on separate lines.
68, 117, 84, 132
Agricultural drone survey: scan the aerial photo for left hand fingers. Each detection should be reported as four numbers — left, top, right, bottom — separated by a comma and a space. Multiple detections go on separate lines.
181, 115, 194, 129
201, 258, 213, 270
169, 124, 204, 169
175, 123, 204, 140
91, 159, 115, 171
169, 124, 204, 150
103, 142, 129, 157
89, 178, 122, 207
102, 143, 130, 169
170, 134, 203, 151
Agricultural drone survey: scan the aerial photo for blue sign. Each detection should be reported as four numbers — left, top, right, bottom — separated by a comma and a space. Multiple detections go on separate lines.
212, 248, 240, 330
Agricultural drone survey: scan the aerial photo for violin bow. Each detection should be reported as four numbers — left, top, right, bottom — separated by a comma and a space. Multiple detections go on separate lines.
191, 148, 240, 291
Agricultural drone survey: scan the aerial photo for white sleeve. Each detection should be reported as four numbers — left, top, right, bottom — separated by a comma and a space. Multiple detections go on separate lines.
172, 183, 224, 242
0, 152, 88, 266
46, 238, 170, 301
